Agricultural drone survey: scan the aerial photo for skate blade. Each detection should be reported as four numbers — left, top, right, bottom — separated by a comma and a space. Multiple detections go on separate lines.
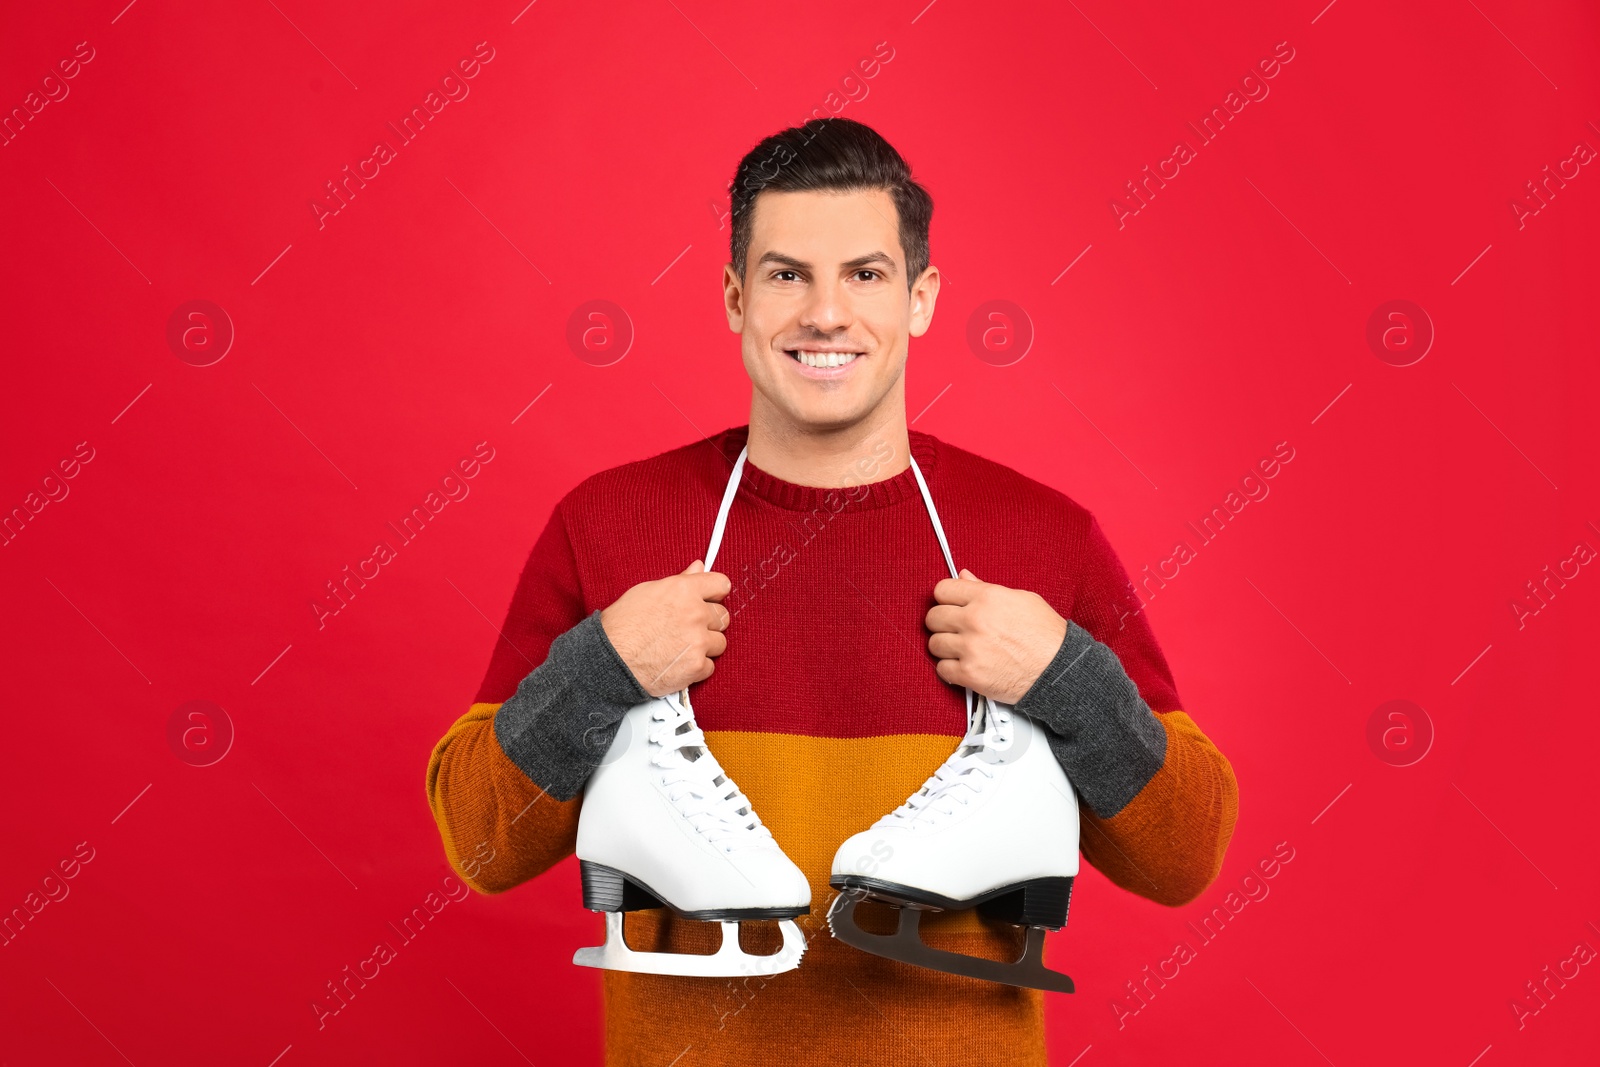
827, 889, 1074, 994
573, 912, 807, 977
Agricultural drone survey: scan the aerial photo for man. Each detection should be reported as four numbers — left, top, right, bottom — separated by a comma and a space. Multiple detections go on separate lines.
427, 117, 1238, 1065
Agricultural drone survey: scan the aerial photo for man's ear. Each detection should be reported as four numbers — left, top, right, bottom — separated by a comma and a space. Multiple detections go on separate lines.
908, 265, 941, 338
723, 262, 745, 333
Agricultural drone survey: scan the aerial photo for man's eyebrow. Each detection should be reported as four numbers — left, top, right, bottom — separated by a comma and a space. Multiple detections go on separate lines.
843, 252, 899, 275
755, 251, 899, 276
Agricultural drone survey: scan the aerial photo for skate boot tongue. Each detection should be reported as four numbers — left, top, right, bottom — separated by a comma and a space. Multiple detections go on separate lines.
650, 692, 777, 853
965, 696, 1013, 752
877, 698, 1015, 830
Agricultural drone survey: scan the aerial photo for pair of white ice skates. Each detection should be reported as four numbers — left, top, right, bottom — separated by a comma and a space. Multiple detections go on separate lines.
571, 448, 1081, 992
573, 684, 1081, 992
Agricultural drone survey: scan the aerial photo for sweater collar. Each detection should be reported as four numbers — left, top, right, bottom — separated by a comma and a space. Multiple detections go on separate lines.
712, 425, 940, 512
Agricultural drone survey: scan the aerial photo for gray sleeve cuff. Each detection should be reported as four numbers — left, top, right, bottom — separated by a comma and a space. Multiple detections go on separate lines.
1014, 619, 1168, 819
492, 610, 651, 801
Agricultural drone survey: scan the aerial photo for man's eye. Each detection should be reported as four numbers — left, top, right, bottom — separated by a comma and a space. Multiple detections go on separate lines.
855, 270, 880, 282
774, 270, 800, 282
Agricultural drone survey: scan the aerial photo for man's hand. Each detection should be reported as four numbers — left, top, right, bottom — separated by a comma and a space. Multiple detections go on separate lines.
600, 561, 731, 697
926, 568, 1068, 704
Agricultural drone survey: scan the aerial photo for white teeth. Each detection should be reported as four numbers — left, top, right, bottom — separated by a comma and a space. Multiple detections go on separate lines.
792, 351, 860, 369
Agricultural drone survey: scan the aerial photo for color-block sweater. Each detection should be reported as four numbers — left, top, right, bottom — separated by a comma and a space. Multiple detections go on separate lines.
426, 426, 1239, 1067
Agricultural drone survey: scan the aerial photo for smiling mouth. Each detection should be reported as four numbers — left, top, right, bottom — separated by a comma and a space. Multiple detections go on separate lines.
785, 349, 863, 369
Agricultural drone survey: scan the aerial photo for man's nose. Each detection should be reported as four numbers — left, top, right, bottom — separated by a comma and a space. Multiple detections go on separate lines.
798, 276, 851, 335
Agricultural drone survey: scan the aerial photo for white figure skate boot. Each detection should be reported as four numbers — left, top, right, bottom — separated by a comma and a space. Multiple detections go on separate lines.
826, 451, 1080, 993
572, 445, 810, 977
827, 693, 1079, 992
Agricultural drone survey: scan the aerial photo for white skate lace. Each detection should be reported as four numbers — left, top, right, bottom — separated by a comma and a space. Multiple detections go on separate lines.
876, 698, 1014, 830
649, 692, 777, 852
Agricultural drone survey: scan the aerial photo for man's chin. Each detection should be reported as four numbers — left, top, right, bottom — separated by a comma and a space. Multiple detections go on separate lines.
752, 366, 902, 436
761, 391, 870, 434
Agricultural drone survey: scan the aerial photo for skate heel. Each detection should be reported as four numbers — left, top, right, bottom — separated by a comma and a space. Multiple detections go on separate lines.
977, 877, 1074, 930
580, 861, 664, 913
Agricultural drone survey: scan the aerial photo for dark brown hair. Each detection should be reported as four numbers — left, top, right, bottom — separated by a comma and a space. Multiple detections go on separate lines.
729, 118, 933, 291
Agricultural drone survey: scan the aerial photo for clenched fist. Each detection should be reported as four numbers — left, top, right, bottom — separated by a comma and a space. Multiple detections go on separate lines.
926, 568, 1068, 705
600, 560, 732, 697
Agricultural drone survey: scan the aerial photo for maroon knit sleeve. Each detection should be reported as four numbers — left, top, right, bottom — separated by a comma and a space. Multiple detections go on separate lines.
1070, 513, 1183, 714
473, 502, 588, 703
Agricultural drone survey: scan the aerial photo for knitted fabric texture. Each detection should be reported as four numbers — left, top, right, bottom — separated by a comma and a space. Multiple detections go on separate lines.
426, 426, 1239, 1067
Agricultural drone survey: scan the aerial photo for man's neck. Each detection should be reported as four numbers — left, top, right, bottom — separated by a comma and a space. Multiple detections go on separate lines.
744, 398, 912, 489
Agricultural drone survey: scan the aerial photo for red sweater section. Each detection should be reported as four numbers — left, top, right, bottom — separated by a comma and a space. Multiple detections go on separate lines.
474, 425, 1181, 736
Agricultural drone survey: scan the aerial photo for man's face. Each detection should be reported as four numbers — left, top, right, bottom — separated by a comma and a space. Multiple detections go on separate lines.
724, 187, 939, 433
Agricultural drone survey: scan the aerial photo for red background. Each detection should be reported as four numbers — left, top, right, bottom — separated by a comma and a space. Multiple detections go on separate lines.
3, 0, 1597, 1064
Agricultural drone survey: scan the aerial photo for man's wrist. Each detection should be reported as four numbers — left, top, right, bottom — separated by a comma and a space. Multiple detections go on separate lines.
1014, 620, 1168, 818
1013, 614, 1069, 703
492, 610, 651, 800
